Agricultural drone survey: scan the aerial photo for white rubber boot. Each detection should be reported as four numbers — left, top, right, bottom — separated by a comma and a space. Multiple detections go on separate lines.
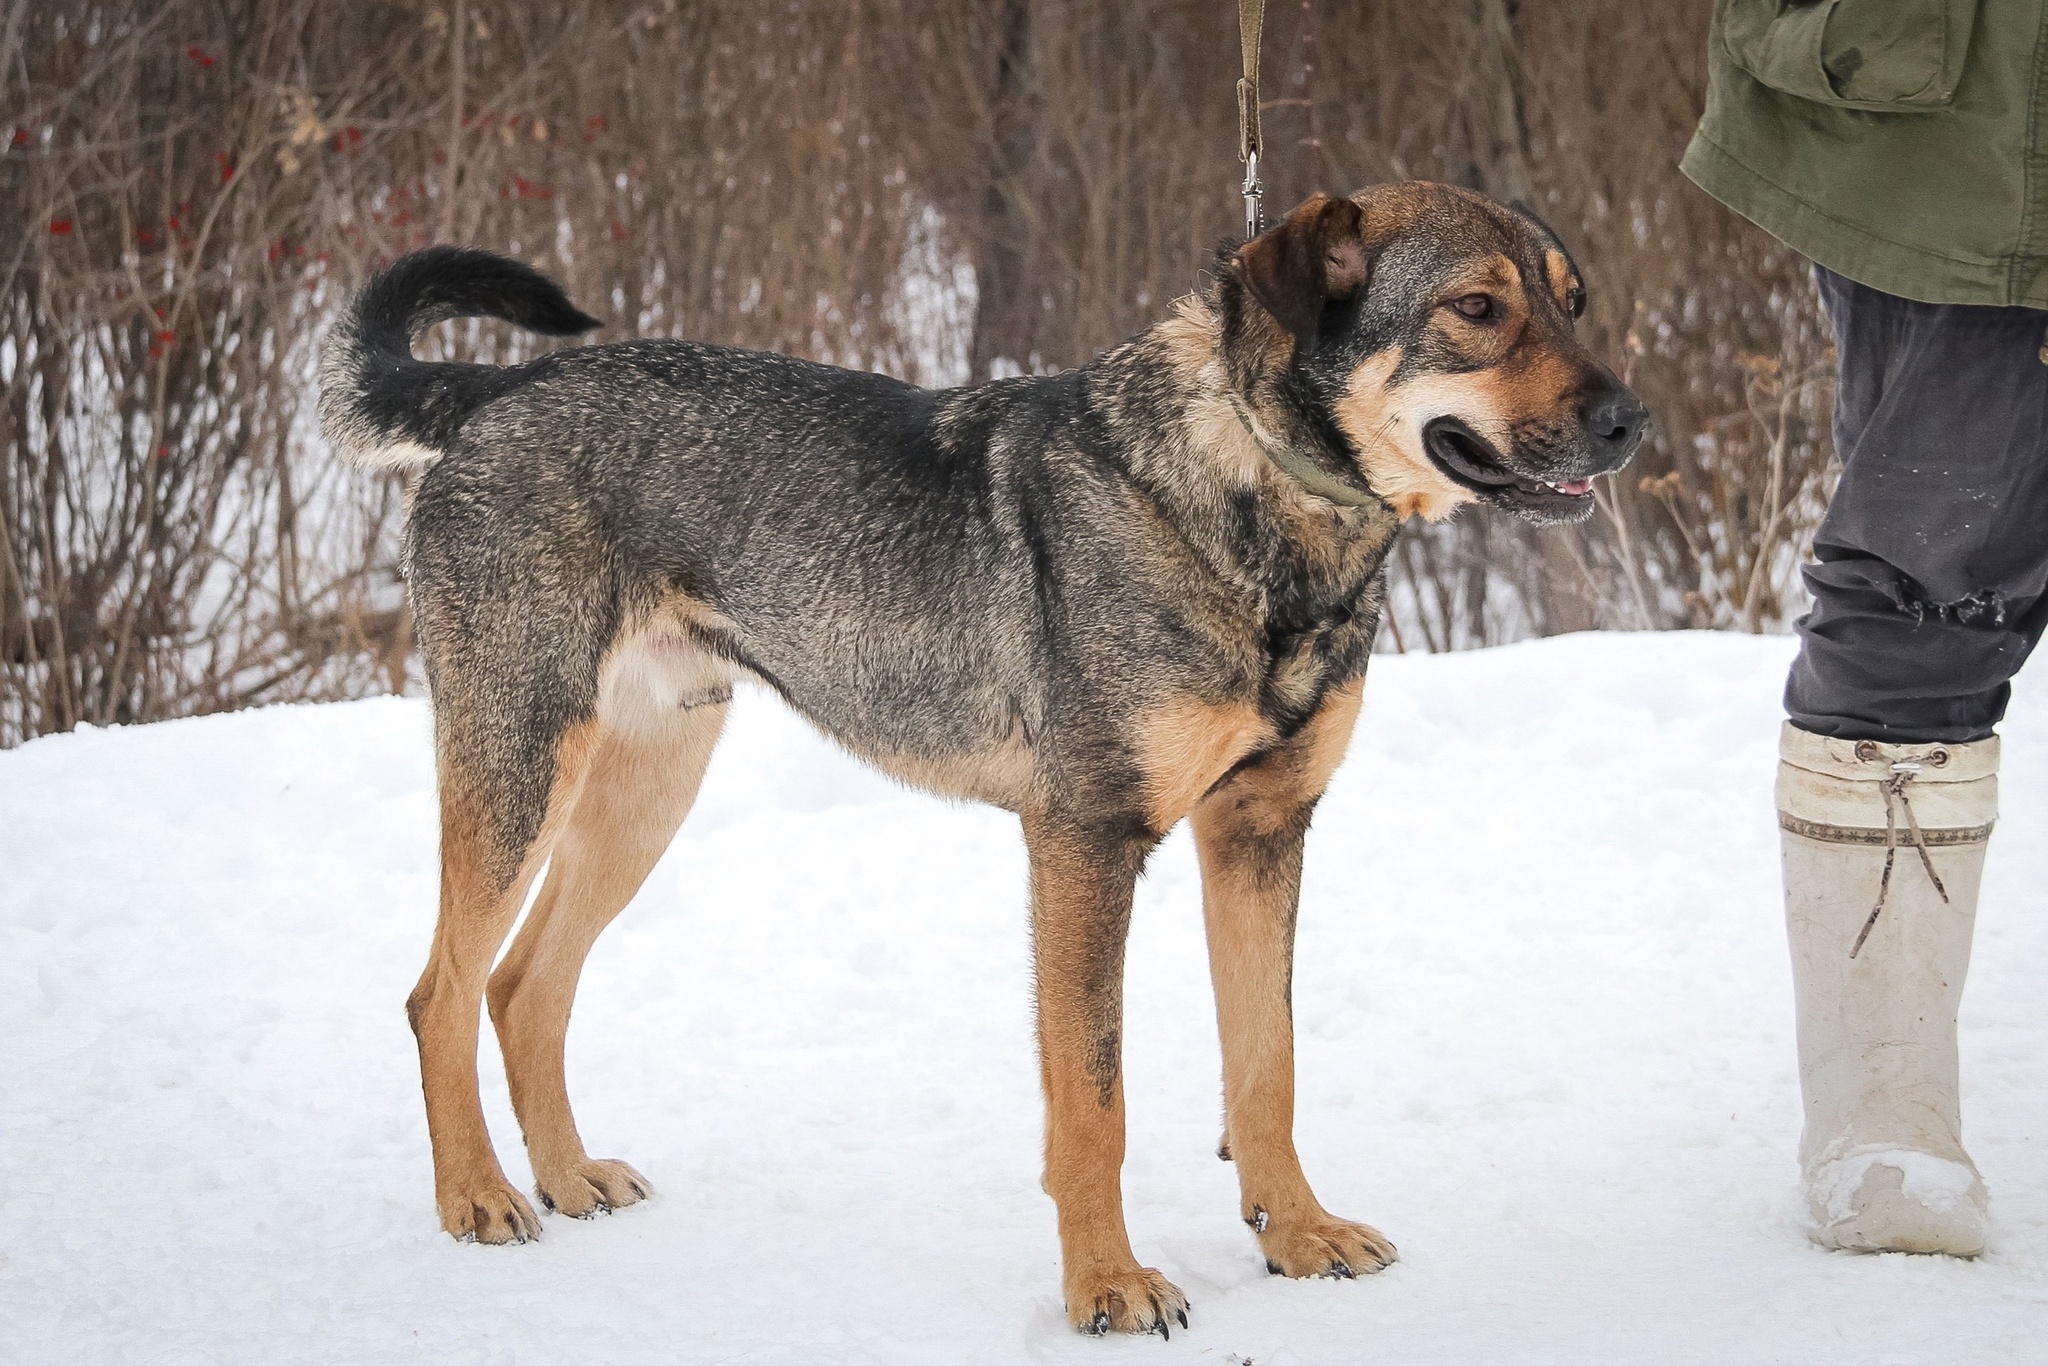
1777, 723, 1995, 1256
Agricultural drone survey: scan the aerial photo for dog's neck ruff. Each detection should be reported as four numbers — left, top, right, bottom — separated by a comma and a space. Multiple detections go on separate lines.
1223, 391, 1381, 509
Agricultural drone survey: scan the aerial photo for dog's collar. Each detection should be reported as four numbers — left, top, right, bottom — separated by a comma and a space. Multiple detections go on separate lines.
1224, 393, 1381, 509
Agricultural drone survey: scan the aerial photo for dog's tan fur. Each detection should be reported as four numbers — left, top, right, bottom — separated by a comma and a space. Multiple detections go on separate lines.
1190, 679, 1395, 1277
857, 727, 1040, 809
1134, 698, 1277, 832
409, 718, 602, 1244
1335, 350, 1469, 522
488, 706, 725, 1216
1024, 812, 1191, 1331
1157, 298, 1271, 490
1543, 248, 1576, 308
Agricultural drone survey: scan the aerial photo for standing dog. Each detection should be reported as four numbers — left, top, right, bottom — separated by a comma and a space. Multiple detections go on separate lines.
321, 183, 1644, 1335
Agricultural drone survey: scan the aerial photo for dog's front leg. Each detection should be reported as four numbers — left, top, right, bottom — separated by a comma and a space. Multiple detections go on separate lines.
1023, 815, 1187, 1337
1190, 681, 1397, 1280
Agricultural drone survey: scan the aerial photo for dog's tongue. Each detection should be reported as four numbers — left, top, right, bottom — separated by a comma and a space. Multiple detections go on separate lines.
1552, 478, 1593, 496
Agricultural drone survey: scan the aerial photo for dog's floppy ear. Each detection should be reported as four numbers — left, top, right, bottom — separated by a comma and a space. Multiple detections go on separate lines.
1233, 192, 1369, 350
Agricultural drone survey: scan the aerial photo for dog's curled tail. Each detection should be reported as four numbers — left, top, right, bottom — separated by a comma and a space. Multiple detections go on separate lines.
319, 246, 600, 470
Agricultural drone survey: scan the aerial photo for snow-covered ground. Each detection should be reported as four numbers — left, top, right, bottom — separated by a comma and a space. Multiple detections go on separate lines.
3, 632, 2044, 1365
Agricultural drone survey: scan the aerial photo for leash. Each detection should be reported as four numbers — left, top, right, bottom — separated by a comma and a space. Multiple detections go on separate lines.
1228, 0, 1384, 511
1848, 749, 1950, 959
1237, 0, 1266, 239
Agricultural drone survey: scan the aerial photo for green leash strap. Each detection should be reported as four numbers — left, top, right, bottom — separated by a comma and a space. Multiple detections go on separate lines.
1238, 0, 1266, 237
1231, 1, 1375, 508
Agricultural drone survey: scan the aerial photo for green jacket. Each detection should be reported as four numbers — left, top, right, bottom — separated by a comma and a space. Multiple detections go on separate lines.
1683, 0, 2048, 307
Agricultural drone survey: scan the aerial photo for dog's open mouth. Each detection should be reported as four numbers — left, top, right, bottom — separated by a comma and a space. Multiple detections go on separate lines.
1422, 418, 1595, 515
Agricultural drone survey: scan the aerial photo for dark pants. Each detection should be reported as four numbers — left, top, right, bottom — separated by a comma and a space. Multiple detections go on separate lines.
1787, 267, 2048, 744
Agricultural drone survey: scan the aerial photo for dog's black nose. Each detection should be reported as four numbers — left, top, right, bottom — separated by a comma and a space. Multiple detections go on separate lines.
1581, 384, 1648, 466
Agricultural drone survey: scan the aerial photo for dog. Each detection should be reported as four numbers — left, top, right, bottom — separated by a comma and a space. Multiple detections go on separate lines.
319, 181, 1645, 1336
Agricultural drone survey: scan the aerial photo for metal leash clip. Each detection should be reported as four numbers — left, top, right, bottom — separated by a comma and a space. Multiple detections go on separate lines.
1242, 148, 1264, 240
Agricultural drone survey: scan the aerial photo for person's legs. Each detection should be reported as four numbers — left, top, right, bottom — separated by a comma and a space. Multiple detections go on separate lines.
1790, 268, 2048, 743
1777, 268, 2048, 1255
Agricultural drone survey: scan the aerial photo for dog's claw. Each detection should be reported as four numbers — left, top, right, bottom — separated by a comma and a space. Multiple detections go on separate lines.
464, 1197, 538, 1244
533, 1158, 651, 1219
1254, 1210, 1395, 1278
1176, 1309, 1188, 1330
1068, 1268, 1187, 1336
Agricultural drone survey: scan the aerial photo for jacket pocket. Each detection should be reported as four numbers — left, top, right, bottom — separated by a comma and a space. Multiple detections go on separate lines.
1721, 0, 1981, 110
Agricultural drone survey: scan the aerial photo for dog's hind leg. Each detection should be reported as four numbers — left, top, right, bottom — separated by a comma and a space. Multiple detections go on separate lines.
488, 697, 727, 1217
1190, 676, 1397, 1279
410, 713, 602, 1245
1024, 814, 1189, 1337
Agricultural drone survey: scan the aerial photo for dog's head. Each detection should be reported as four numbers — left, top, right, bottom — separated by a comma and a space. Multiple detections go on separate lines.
1224, 182, 1646, 525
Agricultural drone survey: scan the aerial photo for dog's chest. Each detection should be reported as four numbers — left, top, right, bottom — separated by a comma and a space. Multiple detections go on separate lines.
1262, 603, 1359, 718
1129, 695, 1278, 831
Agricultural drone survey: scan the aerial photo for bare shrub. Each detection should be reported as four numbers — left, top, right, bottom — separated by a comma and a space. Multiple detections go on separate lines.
3, 0, 1834, 746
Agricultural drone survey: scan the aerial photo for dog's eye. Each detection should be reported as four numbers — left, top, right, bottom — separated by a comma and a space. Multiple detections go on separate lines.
1566, 285, 1587, 319
1451, 294, 1496, 322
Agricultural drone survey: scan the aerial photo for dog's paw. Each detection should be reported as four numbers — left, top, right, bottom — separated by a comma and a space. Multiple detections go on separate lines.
440, 1178, 542, 1245
1066, 1265, 1190, 1338
535, 1158, 652, 1218
1254, 1208, 1397, 1279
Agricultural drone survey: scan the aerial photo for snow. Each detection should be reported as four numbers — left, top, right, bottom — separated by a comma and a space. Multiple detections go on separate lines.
3, 631, 2045, 1365
1816, 1149, 1983, 1222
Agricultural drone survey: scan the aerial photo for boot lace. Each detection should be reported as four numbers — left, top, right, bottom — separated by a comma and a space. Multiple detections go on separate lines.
1848, 743, 1950, 960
